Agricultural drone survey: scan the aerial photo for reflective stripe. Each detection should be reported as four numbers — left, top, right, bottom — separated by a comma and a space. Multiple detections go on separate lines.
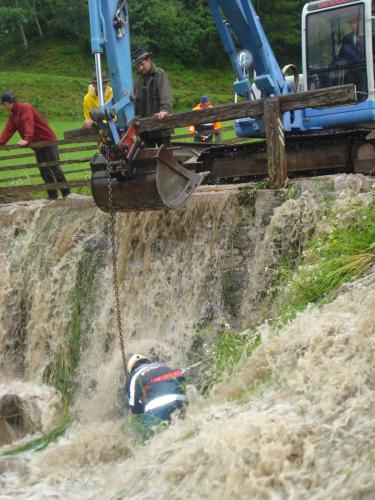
128, 363, 162, 406
149, 369, 183, 384
144, 394, 187, 413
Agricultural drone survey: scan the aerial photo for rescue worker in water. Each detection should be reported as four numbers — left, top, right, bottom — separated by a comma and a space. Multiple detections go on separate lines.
126, 354, 187, 429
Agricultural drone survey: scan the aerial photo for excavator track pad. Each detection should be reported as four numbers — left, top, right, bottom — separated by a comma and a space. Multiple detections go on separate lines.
91, 145, 206, 212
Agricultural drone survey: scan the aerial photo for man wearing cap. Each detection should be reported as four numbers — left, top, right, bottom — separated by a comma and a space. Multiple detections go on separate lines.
189, 95, 221, 143
82, 71, 113, 129
0, 92, 70, 200
132, 49, 173, 147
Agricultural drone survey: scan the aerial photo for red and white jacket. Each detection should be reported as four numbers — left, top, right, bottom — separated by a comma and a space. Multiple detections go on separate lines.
126, 362, 187, 415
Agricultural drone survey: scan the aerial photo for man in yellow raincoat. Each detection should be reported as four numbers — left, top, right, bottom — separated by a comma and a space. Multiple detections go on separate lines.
82, 71, 113, 128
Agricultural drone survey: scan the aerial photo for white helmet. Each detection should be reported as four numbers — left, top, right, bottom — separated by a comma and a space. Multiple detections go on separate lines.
127, 354, 150, 374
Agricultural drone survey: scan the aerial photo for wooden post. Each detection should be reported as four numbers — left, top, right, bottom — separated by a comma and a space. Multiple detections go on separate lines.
215, 128, 223, 144
264, 98, 287, 189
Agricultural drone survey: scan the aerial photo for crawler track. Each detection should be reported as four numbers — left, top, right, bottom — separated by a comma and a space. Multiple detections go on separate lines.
194, 129, 375, 182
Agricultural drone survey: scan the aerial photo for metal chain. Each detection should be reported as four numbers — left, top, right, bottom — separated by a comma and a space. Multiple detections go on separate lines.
105, 149, 128, 377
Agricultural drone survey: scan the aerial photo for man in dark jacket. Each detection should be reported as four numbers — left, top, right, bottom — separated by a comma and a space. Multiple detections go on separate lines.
0, 92, 70, 200
132, 49, 173, 147
337, 13, 366, 94
126, 354, 187, 430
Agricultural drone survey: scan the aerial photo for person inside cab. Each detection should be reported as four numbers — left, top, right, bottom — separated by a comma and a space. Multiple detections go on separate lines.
126, 354, 187, 430
188, 95, 221, 143
338, 12, 365, 65
337, 11, 367, 95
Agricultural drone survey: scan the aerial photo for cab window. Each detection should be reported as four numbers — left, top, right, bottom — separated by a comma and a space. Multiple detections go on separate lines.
306, 4, 367, 100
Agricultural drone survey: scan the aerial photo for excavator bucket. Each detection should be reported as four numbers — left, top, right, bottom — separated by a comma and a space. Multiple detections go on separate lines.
91, 145, 206, 212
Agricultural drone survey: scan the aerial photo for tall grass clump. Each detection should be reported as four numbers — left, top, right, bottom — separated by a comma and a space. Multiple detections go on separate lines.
46, 251, 98, 399
273, 201, 375, 325
195, 329, 260, 394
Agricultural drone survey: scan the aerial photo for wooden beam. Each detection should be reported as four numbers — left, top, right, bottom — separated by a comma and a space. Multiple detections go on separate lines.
0, 144, 98, 162
0, 151, 35, 161
0, 156, 92, 173
279, 84, 356, 112
136, 84, 356, 133
264, 98, 288, 188
63, 127, 100, 140
137, 100, 263, 133
58, 144, 98, 154
0, 137, 98, 152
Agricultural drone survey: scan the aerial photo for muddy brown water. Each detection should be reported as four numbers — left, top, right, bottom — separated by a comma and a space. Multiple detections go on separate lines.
0, 175, 374, 499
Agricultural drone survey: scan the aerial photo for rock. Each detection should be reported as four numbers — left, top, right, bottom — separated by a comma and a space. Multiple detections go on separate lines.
0, 394, 32, 446
0, 192, 32, 204
0, 394, 24, 425
0, 420, 18, 446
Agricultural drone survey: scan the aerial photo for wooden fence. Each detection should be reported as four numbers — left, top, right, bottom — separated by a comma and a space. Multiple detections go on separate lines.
0, 136, 96, 202
0, 125, 243, 202
0, 84, 356, 202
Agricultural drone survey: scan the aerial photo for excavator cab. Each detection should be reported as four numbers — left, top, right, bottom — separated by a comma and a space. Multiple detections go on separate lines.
303, 0, 373, 102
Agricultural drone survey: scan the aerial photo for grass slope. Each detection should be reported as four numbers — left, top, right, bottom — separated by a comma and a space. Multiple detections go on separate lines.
0, 39, 234, 119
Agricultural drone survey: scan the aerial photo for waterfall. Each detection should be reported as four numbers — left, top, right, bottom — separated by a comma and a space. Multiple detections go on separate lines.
0, 174, 374, 498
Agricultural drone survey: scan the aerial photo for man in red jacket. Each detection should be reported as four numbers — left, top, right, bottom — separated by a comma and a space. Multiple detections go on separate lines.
0, 92, 70, 200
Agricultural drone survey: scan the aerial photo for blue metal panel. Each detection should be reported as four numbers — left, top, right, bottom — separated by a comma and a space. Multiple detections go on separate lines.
233, 79, 252, 96
88, 0, 134, 130
88, 0, 103, 54
235, 100, 375, 136
99, 0, 134, 128
207, 0, 247, 87
208, 0, 288, 96
303, 100, 375, 129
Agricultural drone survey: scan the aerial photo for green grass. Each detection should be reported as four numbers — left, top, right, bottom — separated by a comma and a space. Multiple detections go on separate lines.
0, 39, 234, 118
191, 327, 261, 394
0, 39, 238, 195
272, 201, 375, 326
45, 249, 103, 398
0, 72, 87, 120
191, 198, 375, 397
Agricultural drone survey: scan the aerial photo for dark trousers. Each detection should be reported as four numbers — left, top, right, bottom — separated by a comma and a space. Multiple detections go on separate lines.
142, 400, 185, 430
35, 145, 70, 199
140, 132, 171, 148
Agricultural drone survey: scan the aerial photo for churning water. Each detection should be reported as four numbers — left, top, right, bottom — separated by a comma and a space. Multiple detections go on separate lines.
0, 175, 374, 499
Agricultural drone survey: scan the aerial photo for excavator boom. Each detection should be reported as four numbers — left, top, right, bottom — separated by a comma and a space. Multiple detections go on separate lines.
87, 0, 203, 212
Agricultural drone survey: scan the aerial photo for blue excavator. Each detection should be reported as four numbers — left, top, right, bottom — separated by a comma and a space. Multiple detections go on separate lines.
89, 0, 375, 212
